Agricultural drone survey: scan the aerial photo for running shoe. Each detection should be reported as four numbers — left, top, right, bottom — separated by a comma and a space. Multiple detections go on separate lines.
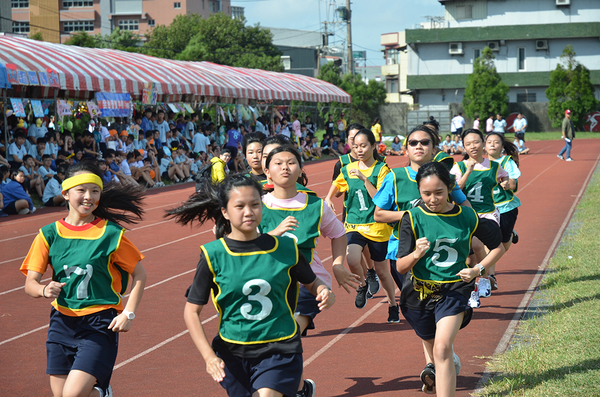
566, 158, 574, 162
420, 363, 436, 394
387, 305, 400, 323
489, 274, 498, 291
557, 154, 564, 160
512, 230, 519, 244
366, 268, 380, 297
478, 278, 492, 298
453, 349, 461, 376
94, 385, 113, 397
355, 284, 368, 309
469, 289, 481, 308
185, 177, 194, 183
296, 379, 315, 397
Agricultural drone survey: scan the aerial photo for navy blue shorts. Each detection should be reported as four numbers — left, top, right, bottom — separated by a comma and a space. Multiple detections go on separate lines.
346, 232, 388, 262
500, 207, 519, 243
401, 292, 473, 340
217, 351, 303, 397
295, 285, 320, 335
46, 308, 118, 391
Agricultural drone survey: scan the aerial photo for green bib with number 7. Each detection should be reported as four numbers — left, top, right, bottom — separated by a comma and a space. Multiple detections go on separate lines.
202, 236, 299, 345
408, 206, 479, 282
457, 160, 500, 215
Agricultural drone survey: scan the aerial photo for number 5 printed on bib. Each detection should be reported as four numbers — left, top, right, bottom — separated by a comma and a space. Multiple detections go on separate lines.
240, 279, 273, 321
431, 238, 459, 268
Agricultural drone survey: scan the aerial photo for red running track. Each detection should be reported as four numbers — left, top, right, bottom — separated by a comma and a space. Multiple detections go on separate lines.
1, 139, 599, 396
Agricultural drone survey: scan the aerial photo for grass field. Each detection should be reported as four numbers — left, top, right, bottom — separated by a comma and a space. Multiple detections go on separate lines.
478, 163, 600, 396
524, 131, 600, 141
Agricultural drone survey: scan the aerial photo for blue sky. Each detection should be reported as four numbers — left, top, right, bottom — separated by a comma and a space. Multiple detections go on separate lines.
231, 0, 445, 66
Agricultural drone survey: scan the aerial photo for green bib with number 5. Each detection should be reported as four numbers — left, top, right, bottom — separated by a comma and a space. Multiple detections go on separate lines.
457, 160, 499, 215
408, 206, 479, 282
41, 220, 127, 311
202, 236, 299, 345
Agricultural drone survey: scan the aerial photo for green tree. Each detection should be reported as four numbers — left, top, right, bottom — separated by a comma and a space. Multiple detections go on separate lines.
30, 31, 44, 41
462, 47, 509, 119
98, 28, 143, 52
64, 32, 100, 48
546, 45, 599, 129
143, 14, 204, 59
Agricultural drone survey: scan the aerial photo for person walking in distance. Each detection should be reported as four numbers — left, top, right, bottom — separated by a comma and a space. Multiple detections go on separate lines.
558, 109, 575, 161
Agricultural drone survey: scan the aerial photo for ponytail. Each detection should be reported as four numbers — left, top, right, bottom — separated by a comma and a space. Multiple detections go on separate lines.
485, 132, 520, 167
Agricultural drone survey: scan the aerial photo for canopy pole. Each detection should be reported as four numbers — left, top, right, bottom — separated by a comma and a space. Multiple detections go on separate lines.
3, 89, 9, 150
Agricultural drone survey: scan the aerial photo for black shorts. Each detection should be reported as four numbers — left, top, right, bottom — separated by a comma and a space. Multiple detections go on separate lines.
46, 308, 119, 391
346, 231, 388, 262
44, 198, 58, 207
295, 285, 319, 335
515, 132, 525, 141
499, 208, 519, 243
401, 291, 473, 340
217, 351, 303, 397
3, 201, 19, 215
454, 128, 463, 136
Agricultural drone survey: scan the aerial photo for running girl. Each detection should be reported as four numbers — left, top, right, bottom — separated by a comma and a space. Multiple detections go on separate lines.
373, 125, 469, 291
20, 160, 147, 397
243, 132, 266, 182
326, 128, 399, 322
485, 132, 522, 289
451, 128, 508, 299
259, 145, 357, 396
396, 162, 504, 396
170, 175, 335, 397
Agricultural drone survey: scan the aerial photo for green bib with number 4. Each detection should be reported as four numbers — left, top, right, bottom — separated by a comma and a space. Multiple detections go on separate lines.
202, 236, 299, 345
457, 160, 499, 215
408, 206, 479, 282
41, 221, 127, 311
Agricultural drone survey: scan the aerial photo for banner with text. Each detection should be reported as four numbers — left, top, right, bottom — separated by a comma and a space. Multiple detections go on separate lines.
95, 92, 131, 117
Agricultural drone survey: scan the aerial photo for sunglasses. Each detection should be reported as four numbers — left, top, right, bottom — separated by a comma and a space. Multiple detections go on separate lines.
407, 139, 432, 147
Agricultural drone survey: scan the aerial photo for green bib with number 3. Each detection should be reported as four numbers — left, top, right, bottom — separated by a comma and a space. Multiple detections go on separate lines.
41, 221, 127, 311
202, 237, 299, 345
408, 206, 479, 282
457, 160, 500, 214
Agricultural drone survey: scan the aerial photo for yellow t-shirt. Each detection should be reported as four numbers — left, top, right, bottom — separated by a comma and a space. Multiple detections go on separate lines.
371, 124, 382, 142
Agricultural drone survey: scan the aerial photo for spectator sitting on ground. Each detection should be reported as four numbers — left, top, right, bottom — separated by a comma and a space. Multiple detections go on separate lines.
38, 154, 56, 183
42, 164, 66, 207
28, 137, 46, 167
331, 136, 343, 157
0, 165, 8, 216
320, 134, 331, 156
454, 135, 464, 155
128, 151, 155, 188
8, 129, 27, 168
310, 136, 322, 158
158, 147, 185, 183
19, 154, 45, 197
2, 168, 35, 215
387, 136, 404, 156
442, 134, 456, 154
210, 148, 231, 184
98, 160, 112, 185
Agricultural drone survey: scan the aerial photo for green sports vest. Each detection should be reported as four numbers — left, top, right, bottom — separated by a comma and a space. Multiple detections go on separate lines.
258, 193, 323, 265
341, 161, 386, 225
409, 206, 479, 283
41, 221, 127, 311
390, 167, 421, 239
457, 160, 500, 214
434, 151, 455, 170
202, 237, 299, 344
339, 154, 353, 167
493, 156, 518, 206
260, 179, 317, 197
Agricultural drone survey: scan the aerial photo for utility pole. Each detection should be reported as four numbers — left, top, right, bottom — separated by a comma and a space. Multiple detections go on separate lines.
346, 0, 353, 75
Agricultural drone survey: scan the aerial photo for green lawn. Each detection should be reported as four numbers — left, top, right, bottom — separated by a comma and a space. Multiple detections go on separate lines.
524, 131, 600, 141
478, 163, 600, 396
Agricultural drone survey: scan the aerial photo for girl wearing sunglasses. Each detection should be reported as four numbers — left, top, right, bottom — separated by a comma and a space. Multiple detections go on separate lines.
326, 128, 399, 323
450, 128, 508, 299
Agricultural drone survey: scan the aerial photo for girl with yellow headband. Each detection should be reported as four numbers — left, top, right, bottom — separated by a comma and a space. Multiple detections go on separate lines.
20, 160, 147, 397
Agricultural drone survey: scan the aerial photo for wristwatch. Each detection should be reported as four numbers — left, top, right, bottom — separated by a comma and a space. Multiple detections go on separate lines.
475, 264, 485, 276
122, 310, 136, 320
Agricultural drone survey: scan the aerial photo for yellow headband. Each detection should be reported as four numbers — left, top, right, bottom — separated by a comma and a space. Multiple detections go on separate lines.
61, 173, 103, 193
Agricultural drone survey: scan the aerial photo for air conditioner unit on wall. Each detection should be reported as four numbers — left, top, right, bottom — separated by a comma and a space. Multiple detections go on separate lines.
449, 42, 464, 55
536, 39, 548, 50
487, 41, 500, 51
556, 0, 570, 6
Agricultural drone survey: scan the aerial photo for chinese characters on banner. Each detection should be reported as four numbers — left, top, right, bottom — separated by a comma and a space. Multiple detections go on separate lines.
95, 92, 131, 117
31, 100, 45, 118
10, 98, 26, 117
87, 102, 101, 117
142, 82, 158, 105
57, 100, 73, 116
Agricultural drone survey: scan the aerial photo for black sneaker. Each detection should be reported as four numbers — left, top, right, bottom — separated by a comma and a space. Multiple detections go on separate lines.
387, 305, 400, 323
420, 363, 436, 394
366, 268, 380, 297
512, 230, 519, 244
355, 284, 368, 309
296, 379, 315, 397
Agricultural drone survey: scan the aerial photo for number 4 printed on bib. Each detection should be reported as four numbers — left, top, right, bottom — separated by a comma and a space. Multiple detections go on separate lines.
241, 279, 273, 321
467, 182, 484, 203
63, 265, 93, 299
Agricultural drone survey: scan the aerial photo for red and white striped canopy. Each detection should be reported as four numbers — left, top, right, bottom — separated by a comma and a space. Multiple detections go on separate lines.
0, 35, 351, 103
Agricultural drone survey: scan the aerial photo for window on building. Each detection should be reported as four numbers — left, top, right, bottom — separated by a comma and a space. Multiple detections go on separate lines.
148, 19, 155, 27
517, 93, 536, 102
455, 5, 473, 20
63, 1, 94, 7
202, 0, 205, 9
473, 48, 481, 61
210, 0, 217, 13
118, 19, 139, 31
63, 20, 94, 32
11, 0, 29, 8
280, 56, 291, 70
12, 21, 30, 33
386, 49, 398, 65
517, 47, 526, 71
387, 79, 398, 94
174, 2, 181, 9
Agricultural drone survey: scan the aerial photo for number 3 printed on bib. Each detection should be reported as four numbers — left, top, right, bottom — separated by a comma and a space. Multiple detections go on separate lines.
431, 238, 459, 268
241, 279, 273, 321
467, 182, 484, 203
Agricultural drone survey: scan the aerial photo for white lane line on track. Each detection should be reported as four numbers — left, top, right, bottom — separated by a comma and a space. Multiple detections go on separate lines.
0, 324, 49, 346
0, 277, 51, 296
475, 149, 600, 392
113, 314, 218, 371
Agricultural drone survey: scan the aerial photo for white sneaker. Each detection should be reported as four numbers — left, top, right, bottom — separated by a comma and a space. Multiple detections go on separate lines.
94, 385, 113, 397
478, 278, 492, 298
469, 290, 480, 308
566, 158, 574, 162
18, 208, 30, 215
185, 177, 194, 183
453, 349, 461, 375
557, 154, 564, 160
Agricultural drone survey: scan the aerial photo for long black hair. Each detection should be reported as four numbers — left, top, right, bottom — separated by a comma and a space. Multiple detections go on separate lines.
354, 128, 382, 162
485, 132, 520, 167
166, 174, 263, 239
64, 160, 145, 226
416, 161, 454, 192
